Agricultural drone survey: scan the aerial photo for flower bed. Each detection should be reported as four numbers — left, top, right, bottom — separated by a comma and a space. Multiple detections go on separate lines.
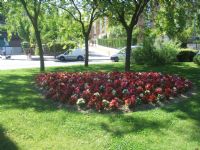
36, 72, 192, 111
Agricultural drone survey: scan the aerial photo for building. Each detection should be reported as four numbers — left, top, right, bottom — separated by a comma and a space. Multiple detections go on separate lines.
0, 14, 22, 55
90, 17, 108, 44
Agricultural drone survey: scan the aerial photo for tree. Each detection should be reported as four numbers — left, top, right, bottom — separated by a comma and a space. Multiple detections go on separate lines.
4, 5, 32, 43
51, 0, 101, 67
3, 0, 45, 71
102, 0, 151, 71
154, 0, 200, 47
18, 0, 45, 71
3, 0, 82, 59
41, 5, 82, 56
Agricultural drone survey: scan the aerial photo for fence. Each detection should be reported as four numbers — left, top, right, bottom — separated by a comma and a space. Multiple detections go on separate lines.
0, 47, 23, 55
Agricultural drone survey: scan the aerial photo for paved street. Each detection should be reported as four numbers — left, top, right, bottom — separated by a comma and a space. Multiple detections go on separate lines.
0, 55, 113, 70
0, 45, 118, 70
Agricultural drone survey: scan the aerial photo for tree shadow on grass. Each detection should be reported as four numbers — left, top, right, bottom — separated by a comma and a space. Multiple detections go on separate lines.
0, 73, 58, 112
0, 63, 200, 145
98, 114, 170, 137
0, 125, 18, 150
132, 63, 200, 143
0, 63, 199, 113
46, 63, 124, 73
132, 63, 200, 119
0, 64, 125, 112
160, 93, 200, 143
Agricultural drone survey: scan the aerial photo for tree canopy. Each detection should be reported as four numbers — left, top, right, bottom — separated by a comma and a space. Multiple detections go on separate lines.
50, 0, 103, 67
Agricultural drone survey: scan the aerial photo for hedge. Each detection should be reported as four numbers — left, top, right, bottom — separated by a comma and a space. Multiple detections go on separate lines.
177, 48, 198, 62
97, 38, 137, 48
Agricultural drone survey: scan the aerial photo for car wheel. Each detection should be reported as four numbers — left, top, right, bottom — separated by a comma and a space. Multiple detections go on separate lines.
114, 57, 119, 62
77, 56, 84, 61
60, 56, 65, 61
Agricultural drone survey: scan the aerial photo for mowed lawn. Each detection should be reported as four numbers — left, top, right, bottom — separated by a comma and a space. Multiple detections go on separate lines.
0, 63, 200, 150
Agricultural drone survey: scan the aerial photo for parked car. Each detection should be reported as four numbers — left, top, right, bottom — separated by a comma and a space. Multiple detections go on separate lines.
110, 45, 141, 62
57, 48, 85, 61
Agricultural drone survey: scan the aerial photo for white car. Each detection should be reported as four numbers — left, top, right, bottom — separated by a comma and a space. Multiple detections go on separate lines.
57, 48, 85, 61
110, 45, 141, 62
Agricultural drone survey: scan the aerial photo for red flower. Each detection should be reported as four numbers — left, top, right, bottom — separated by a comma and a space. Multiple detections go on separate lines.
36, 71, 192, 111
136, 80, 144, 86
82, 89, 91, 100
145, 83, 152, 90
136, 86, 144, 94
148, 94, 156, 102
109, 98, 119, 109
155, 87, 162, 94
165, 88, 171, 99
69, 94, 78, 105
124, 95, 136, 107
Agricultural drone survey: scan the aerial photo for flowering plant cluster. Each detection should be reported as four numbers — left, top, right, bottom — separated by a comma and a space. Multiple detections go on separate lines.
36, 72, 192, 111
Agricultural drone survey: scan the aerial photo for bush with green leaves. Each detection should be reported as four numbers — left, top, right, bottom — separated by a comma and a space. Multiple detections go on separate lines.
154, 39, 179, 64
45, 41, 76, 55
193, 54, 200, 65
177, 49, 198, 62
132, 36, 179, 65
132, 36, 155, 65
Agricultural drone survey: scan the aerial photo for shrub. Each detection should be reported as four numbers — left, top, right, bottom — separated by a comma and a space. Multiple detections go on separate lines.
36, 72, 192, 112
154, 40, 179, 64
21, 41, 34, 55
132, 37, 178, 65
21, 41, 30, 49
177, 49, 198, 62
132, 36, 156, 65
47, 42, 76, 55
193, 54, 200, 65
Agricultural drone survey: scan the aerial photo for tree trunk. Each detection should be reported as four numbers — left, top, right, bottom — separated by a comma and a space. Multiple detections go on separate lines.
125, 28, 133, 72
34, 25, 45, 72
53, 42, 56, 59
84, 35, 89, 67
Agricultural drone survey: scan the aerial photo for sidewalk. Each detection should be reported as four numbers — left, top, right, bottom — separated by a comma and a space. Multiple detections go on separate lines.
3, 45, 118, 60
89, 45, 118, 57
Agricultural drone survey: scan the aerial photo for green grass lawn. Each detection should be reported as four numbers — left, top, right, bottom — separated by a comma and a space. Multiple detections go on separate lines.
0, 63, 200, 150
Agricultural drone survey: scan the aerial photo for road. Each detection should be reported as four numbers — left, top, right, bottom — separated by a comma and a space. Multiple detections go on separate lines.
0, 45, 119, 70
0, 55, 113, 70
